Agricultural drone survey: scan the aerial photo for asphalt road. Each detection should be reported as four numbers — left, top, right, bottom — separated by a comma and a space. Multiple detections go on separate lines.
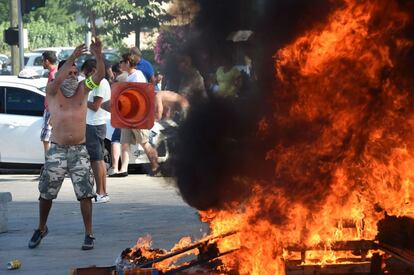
0, 174, 207, 274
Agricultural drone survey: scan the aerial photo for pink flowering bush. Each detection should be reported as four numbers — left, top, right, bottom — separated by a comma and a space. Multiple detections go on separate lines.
154, 25, 189, 65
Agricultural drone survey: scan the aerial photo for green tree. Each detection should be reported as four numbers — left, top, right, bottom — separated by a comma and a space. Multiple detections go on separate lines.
0, 22, 10, 53
23, 0, 75, 25
0, 0, 8, 23
0, 0, 9, 54
0, 0, 84, 55
22, 0, 84, 49
26, 19, 83, 49
69, 0, 173, 48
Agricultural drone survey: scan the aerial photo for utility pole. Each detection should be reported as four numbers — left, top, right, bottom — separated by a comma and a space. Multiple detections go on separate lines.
17, 0, 24, 70
9, 0, 19, 75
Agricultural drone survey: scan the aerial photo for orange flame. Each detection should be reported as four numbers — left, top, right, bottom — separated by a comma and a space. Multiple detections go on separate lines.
198, 0, 414, 274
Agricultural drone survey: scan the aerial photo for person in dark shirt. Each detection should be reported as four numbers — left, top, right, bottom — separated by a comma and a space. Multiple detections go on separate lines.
130, 47, 155, 84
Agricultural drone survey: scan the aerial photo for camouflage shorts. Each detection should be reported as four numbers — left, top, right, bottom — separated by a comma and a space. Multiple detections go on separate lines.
39, 143, 95, 201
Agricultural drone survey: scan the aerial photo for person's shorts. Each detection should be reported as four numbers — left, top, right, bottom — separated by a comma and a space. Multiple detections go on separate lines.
120, 128, 149, 145
40, 110, 52, 142
111, 128, 121, 144
86, 124, 106, 161
39, 143, 95, 201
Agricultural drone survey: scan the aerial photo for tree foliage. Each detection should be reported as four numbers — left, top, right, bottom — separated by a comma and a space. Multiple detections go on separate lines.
23, 0, 75, 25
27, 19, 83, 49
69, 0, 173, 47
0, 21, 10, 53
0, 0, 83, 53
1, 0, 173, 54
154, 25, 189, 65
0, 0, 8, 23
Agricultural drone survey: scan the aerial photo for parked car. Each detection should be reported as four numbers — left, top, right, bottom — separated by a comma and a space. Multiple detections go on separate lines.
31, 47, 75, 61
23, 52, 48, 77
0, 75, 47, 166
0, 75, 170, 169
0, 54, 9, 65
75, 50, 120, 70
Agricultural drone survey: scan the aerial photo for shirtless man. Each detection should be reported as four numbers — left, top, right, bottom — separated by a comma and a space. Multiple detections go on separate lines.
102, 90, 189, 121
28, 38, 105, 250
154, 90, 189, 121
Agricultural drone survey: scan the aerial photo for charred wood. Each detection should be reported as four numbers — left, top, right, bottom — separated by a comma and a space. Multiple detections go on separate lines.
287, 240, 374, 252
138, 231, 237, 268
163, 249, 238, 275
376, 215, 414, 251
285, 262, 371, 275
376, 242, 414, 267
369, 253, 384, 275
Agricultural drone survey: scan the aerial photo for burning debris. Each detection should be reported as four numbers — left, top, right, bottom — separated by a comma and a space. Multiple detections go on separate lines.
114, 0, 414, 274
163, 0, 414, 274
115, 232, 238, 274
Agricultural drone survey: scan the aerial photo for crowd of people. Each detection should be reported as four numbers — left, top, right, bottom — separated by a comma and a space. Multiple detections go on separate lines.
28, 36, 191, 251
27, 36, 256, 251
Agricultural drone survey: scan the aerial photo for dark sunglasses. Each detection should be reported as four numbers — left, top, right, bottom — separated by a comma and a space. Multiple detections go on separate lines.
68, 71, 78, 76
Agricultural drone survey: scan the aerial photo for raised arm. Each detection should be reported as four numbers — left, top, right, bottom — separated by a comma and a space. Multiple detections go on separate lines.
155, 90, 190, 120
46, 44, 86, 96
155, 92, 164, 120
83, 37, 105, 93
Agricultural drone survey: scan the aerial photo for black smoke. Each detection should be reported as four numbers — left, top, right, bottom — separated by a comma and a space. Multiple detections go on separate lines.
170, 0, 337, 211
166, 0, 414, 216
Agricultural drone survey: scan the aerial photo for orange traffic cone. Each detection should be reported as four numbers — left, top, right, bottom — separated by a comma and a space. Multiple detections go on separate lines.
110, 82, 155, 129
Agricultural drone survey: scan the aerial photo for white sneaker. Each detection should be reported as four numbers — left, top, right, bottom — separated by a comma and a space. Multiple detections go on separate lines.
103, 195, 110, 203
107, 168, 118, 176
94, 194, 110, 203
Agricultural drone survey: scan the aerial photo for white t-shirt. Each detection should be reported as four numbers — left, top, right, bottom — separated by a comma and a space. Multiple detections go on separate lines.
86, 78, 111, 125
126, 70, 147, 83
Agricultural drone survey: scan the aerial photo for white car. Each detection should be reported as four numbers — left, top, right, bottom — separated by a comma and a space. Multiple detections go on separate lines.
0, 75, 171, 168
0, 75, 47, 165
0, 54, 9, 65
23, 52, 48, 77
23, 48, 75, 77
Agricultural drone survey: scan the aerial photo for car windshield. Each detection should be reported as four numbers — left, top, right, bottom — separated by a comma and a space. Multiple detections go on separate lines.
75, 52, 120, 69
24, 57, 29, 65
58, 49, 74, 60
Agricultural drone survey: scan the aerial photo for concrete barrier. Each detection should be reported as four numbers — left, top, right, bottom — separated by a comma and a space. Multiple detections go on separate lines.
0, 192, 12, 233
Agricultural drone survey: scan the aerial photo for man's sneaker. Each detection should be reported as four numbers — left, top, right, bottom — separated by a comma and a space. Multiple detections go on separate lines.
101, 195, 110, 203
94, 194, 110, 203
28, 226, 48, 249
82, 234, 95, 250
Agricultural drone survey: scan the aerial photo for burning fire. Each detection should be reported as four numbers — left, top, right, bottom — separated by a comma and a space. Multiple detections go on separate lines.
198, 0, 414, 274
118, 0, 414, 274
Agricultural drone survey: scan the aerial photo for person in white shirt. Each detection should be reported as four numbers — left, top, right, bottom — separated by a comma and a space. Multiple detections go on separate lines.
82, 59, 111, 203
113, 53, 160, 176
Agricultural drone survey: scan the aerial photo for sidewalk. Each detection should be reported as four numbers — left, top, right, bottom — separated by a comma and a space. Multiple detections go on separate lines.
0, 174, 207, 274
